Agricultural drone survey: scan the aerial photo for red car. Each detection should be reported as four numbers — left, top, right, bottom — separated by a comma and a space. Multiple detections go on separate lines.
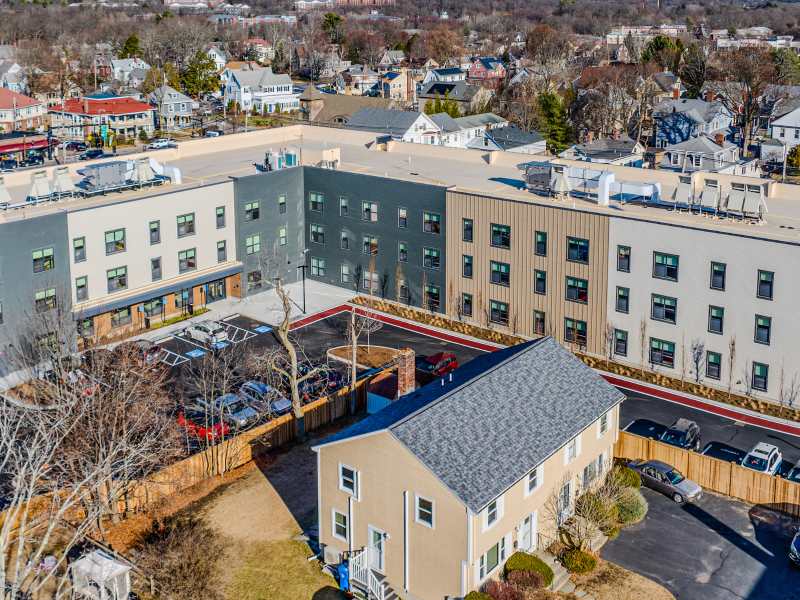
416, 352, 458, 377
178, 409, 230, 440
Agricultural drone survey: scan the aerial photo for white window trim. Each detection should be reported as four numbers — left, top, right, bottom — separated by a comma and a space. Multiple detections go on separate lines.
338, 461, 357, 496
564, 434, 581, 465
524, 464, 543, 498
474, 532, 510, 586
414, 493, 434, 529
597, 411, 610, 439
331, 507, 348, 542
482, 494, 504, 532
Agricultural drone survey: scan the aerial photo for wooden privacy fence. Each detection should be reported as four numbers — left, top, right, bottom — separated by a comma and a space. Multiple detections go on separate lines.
615, 430, 800, 517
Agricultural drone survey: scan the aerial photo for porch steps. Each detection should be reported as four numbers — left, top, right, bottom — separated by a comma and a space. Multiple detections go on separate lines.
533, 550, 571, 593
351, 571, 398, 600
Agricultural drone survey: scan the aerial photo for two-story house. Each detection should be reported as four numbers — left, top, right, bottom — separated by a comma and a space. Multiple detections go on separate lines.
377, 50, 405, 72
769, 105, 800, 150
0, 61, 25, 94
467, 57, 507, 89
337, 65, 379, 95
314, 337, 624, 600
0, 88, 45, 132
651, 98, 733, 148
224, 67, 300, 113
372, 71, 412, 101
110, 58, 150, 84
422, 67, 466, 85
217, 61, 262, 96
149, 85, 194, 129
243, 38, 274, 62
418, 80, 492, 116
49, 96, 155, 143
343, 106, 459, 145
659, 134, 760, 177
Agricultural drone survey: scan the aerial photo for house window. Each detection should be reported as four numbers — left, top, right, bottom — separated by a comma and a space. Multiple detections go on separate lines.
364, 236, 378, 255
178, 249, 196, 273
463, 293, 473, 317
527, 466, 542, 495
399, 278, 408, 301
73, 237, 86, 262
150, 221, 160, 244
599, 413, 609, 436
339, 464, 356, 494
398, 208, 407, 228
332, 510, 348, 542
757, 270, 773, 300
362, 202, 378, 222
616, 287, 629, 313
534, 310, 545, 335
415, 495, 434, 528
535, 231, 547, 256
425, 285, 440, 311
565, 318, 587, 345
535, 270, 546, 295
671, 152, 680, 166
653, 252, 679, 281
566, 437, 578, 462
311, 225, 325, 244
462, 255, 472, 278
753, 363, 768, 391
423, 212, 440, 234
463, 218, 473, 242
707, 351, 721, 380
652, 295, 677, 323
423, 248, 440, 269
33, 248, 54, 273
711, 262, 726, 290
491, 261, 510, 286
478, 538, 505, 581
490, 300, 509, 325
340, 198, 348, 217
246, 234, 261, 254
177, 214, 195, 237
243, 200, 262, 223
567, 237, 589, 264
615, 330, 628, 356
77, 317, 94, 339
217, 241, 227, 262
310, 192, 324, 212
311, 258, 325, 277
151, 258, 161, 281
651, 338, 675, 367
75, 277, 88, 301
566, 277, 588, 303
216, 206, 226, 227
341, 231, 349, 250
618, 246, 630, 272
278, 196, 286, 215
106, 267, 127, 292
110, 306, 132, 328
755, 316, 771, 345
708, 306, 724, 334
341, 265, 349, 284
247, 271, 262, 290
491, 224, 510, 249
279, 228, 286, 246
487, 500, 498, 526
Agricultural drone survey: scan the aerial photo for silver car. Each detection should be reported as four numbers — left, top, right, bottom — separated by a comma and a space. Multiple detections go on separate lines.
628, 459, 703, 503
183, 321, 229, 346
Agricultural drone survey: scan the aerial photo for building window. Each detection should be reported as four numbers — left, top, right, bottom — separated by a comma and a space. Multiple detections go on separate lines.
311, 225, 325, 244
0, 302, 3, 325
490, 300, 509, 325
566, 277, 588, 303
491, 224, 510, 249
487, 500, 498, 527
363, 236, 378, 255
534, 310, 545, 335
423, 248, 440, 269
177, 214, 195, 237
77, 317, 94, 339
753, 363, 768, 391
708, 306, 724, 334
33, 248, 54, 273
34, 288, 56, 313
651, 338, 675, 367
110, 306, 132, 328
425, 285, 440, 311
423, 212, 440, 234
245, 202, 260, 221
527, 466, 542, 495
247, 271, 262, 290
616, 287, 629, 313
653, 252, 679, 281
618, 246, 630, 272
150, 221, 160, 244
151, 258, 162, 281
462, 255, 473, 278
341, 265, 349, 284
75, 277, 88, 301
615, 330, 628, 356
311, 258, 325, 277
652, 295, 677, 323
310, 192, 324, 212
216, 206, 226, 228
73, 237, 86, 262
174, 289, 193, 310
340, 198, 348, 217
341, 231, 349, 250
463, 293, 473, 317
565, 318, 587, 345
707, 351, 721, 380
463, 218, 473, 242
755, 316, 771, 345
535, 231, 547, 256
757, 270, 773, 300
362, 202, 378, 222
399, 278, 408, 301
106, 267, 127, 292
415, 494, 434, 528
332, 510, 348, 542
398, 208, 407, 228
178, 249, 196, 273
105, 229, 125, 254
217, 241, 227, 262
339, 464, 356, 494
711, 262, 726, 290
279, 228, 286, 246
478, 538, 505, 582
567, 237, 589, 264
363, 271, 379, 292
490, 261, 510, 286
246, 235, 261, 254
535, 270, 546, 295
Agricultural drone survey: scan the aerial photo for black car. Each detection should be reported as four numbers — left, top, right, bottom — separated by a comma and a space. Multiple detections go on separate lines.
658, 418, 701, 451
0, 159, 17, 170
66, 141, 87, 151
791, 527, 800, 566
19, 155, 44, 167
79, 149, 105, 161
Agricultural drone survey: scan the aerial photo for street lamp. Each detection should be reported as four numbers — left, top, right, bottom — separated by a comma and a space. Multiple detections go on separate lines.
288, 249, 309, 314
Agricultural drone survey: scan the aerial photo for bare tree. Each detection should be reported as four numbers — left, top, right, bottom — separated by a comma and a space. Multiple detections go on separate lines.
395, 264, 403, 304
779, 361, 800, 414
604, 321, 614, 367
541, 471, 574, 539
727, 335, 737, 399
379, 268, 391, 301
680, 332, 687, 389
690, 338, 705, 383
509, 307, 519, 337
638, 316, 647, 376
742, 361, 755, 397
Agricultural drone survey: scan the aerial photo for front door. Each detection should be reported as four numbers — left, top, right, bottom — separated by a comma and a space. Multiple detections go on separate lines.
558, 481, 572, 525
521, 511, 537, 552
368, 526, 384, 572
207, 278, 226, 303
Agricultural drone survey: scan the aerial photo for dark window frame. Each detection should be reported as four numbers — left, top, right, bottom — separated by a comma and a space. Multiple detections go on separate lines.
423, 212, 441, 234
708, 306, 724, 334
245, 202, 260, 221
490, 300, 509, 325
566, 237, 590, 264
341, 230, 349, 251
462, 255, 473, 278
32, 247, 54, 273
278, 196, 286, 215
151, 257, 162, 281
707, 351, 721, 380
398, 207, 407, 228
362, 201, 378, 222
616, 287, 629, 313
246, 234, 261, 255
757, 270, 774, 300
106, 266, 127, 293
653, 252, 679, 281
104, 229, 126, 255
150, 220, 161, 244
755, 315, 771, 345
617, 246, 631, 272
363, 235, 378, 255
535, 231, 547, 257
650, 338, 675, 368
177, 213, 195, 238
217, 240, 227, 263
73, 237, 86, 263
309, 192, 324, 212
490, 223, 511, 249
178, 249, 197, 273
75, 276, 88, 301
423, 247, 440, 269
110, 306, 132, 328
566, 276, 588, 304
463, 218, 473, 242
651, 294, 677, 324
535, 270, 546, 295
311, 257, 325, 278
615, 330, 628, 356
534, 310, 545, 335
490, 261, 510, 286
711, 262, 726, 291
340, 197, 348, 217
753, 362, 769, 391
34, 288, 57, 313
310, 224, 325, 245
398, 242, 407, 262
216, 206, 226, 228
564, 318, 587, 346
462, 293, 473, 317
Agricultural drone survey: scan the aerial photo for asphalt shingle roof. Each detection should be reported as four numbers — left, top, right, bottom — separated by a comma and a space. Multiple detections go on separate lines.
419, 80, 482, 102
343, 107, 421, 135
428, 112, 461, 133
653, 98, 726, 124
453, 113, 508, 129
486, 125, 545, 150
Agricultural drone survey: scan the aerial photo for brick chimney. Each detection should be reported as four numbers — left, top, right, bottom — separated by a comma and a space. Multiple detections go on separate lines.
396, 348, 416, 398
715, 133, 725, 147
84, 98, 89, 113
612, 128, 618, 140
672, 87, 680, 100
705, 91, 714, 102
587, 132, 594, 142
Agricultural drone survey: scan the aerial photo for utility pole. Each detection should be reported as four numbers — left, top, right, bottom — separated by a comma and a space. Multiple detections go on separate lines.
782, 143, 787, 183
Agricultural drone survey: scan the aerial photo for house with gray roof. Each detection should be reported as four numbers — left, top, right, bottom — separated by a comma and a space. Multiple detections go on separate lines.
343, 107, 462, 146
478, 124, 547, 155
314, 337, 624, 600
560, 133, 645, 166
224, 67, 300, 114
659, 134, 760, 177
651, 98, 733, 148
148, 85, 194, 129
418, 80, 492, 116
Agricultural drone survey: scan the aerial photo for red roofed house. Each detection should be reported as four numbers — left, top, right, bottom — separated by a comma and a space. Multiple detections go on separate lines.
243, 38, 274, 62
49, 96, 155, 144
0, 88, 45, 133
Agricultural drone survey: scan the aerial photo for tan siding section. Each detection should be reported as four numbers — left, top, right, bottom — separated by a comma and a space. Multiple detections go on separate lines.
446, 192, 610, 355
319, 432, 468, 599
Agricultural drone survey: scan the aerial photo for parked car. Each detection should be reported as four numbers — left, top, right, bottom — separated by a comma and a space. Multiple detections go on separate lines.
790, 526, 800, 566
79, 149, 105, 161
177, 409, 229, 440
66, 141, 87, 151
19, 155, 44, 167
658, 418, 701, 451
0, 159, 17, 170
240, 381, 292, 416
742, 442, 783, 475
148, 138, 171, 149
205, 130, 222, 137
201, 108, 213, 116
197, 394, 259, 428
416, 352, 458, 377
628, 459, 703, 503
114, 340, 164, 365
785, 459, 800, 483
183, 321, 229, 346
298, 362, 343, 390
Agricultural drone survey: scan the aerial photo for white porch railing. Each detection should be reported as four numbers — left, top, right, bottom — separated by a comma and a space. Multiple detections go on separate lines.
348, 549, 387, 600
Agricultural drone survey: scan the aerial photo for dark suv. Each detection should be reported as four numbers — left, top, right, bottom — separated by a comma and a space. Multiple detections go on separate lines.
659, 418, 701, 451
79, 149, 105, 161
19, 155, 44, 167
0, 159, 17, 170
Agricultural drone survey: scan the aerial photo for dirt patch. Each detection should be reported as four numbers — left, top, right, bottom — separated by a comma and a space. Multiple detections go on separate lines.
329, 345, 398, 369
566, 558, 675, 600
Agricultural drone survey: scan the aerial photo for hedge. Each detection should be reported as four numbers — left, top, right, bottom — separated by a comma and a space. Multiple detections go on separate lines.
602, 524, 620, 538
504, 552, 553, 588
617, 487, 649, 524
562, 549, 597, 574
576, 491, 619, 523
611, 464, 642, 490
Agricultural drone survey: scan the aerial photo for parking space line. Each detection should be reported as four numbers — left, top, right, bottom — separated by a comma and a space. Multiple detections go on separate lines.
161, 348, 189, 366
220, 321, 257, 344
174, 333, 209, 351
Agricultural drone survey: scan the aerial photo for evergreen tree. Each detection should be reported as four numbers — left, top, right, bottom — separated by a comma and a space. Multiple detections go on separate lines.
183, 52, 218, 98
247, 44, 258, 62
121, 33, 142, 58
142, 63, 180, 96
423, 99, 434, 115
433, 94, 443, 114
537, 92, 572, 151
443, 89, 453, 115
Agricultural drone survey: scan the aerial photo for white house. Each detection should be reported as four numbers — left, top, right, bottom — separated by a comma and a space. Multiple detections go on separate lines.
207, 47, 228, 72
422, 67, 466, 85
770, 105, 800, 149
474, 124, 547, 155
111, 58, 150, 84
452, 112, 508, 144
343, 106, 461, 145
0, 61, 26, 94
224, 67, 300, 113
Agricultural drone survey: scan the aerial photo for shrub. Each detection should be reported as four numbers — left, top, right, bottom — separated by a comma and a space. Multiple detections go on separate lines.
609, 464, 642, 490
602, 524, 620, 538
616, 487, 649, 524
506, 569, 545, 590
483, 580, 525, 600
464, 592, 492, 600
505, 552, 553, 588
576, 491, 619, 523
562, 549, 598, 574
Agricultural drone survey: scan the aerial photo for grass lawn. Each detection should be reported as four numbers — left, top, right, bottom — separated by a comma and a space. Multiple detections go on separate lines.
565, 558, 675, 600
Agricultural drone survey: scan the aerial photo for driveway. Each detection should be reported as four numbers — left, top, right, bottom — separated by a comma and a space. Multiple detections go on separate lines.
601, 487, 800, 600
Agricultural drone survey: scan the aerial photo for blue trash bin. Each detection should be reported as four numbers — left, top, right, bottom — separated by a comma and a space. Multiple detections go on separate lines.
337, 562, 350, 592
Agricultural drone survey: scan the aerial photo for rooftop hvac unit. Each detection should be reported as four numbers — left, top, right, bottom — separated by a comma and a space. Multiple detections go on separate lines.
52, 166, 76, 198
265, 151, 282, 171
28, 170, 51, 201
672, 174, 693, 208
81, 161, 127, 191
699, 179, 720, 214
0, 176, 11, 207
283, 149, 298, 167
743, 183, 768, 220
525, 162, 551, 193
550, 165, 572, 201
727, 182, 746, 216
132, 157, 155, 183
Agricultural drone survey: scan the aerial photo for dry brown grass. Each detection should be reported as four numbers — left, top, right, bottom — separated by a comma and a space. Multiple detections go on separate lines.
329, 345, 398, 369
566, 559, 675, 600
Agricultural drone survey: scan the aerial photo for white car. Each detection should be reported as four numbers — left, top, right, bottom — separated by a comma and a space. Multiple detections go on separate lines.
183, 321, 229, 345
742, 442, 782, 475
148, 139, 171, 149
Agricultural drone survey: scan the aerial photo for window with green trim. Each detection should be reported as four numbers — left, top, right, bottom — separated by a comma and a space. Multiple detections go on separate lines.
35, 288, 57, 312
105, 229, 125, 254
246, 235, 261, 255
33, 248, 54, 273
107, 267, 127, 292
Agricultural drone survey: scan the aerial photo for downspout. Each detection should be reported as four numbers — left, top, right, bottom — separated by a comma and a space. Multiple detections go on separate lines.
404, 490, 409, 591
316, 449, 322, 551
348, 495, 354, 553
